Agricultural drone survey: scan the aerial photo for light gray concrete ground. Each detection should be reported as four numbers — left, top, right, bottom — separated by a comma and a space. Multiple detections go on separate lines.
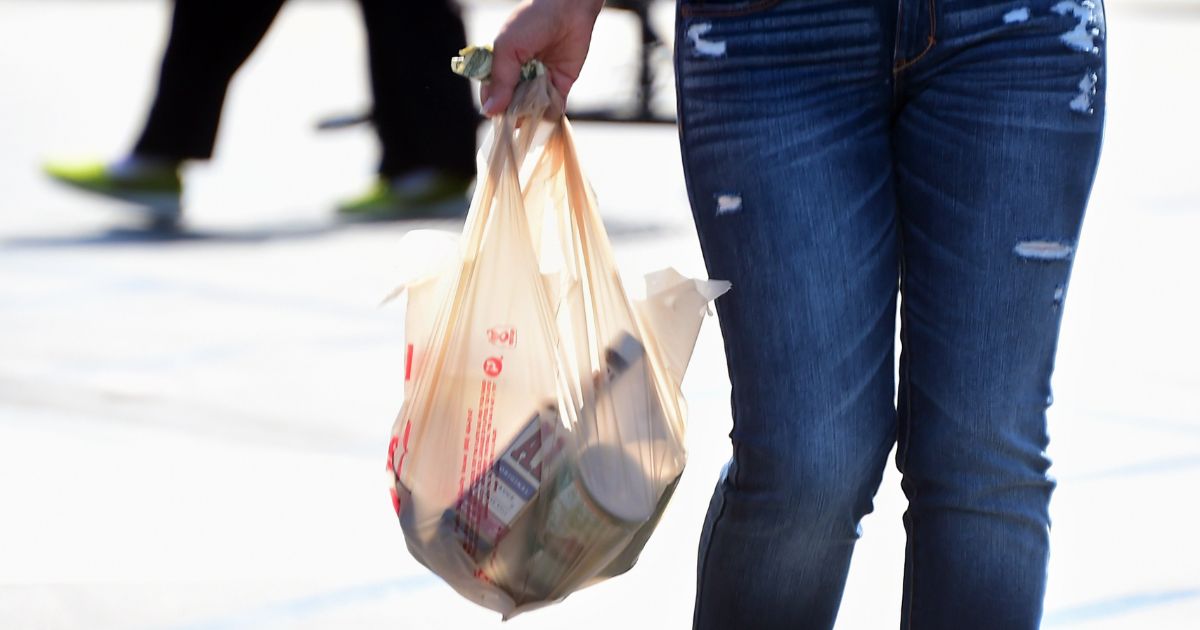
0, 1, 1197, 628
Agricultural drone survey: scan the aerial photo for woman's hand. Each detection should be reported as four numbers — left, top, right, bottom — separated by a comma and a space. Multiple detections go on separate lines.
480, 0, 606, 116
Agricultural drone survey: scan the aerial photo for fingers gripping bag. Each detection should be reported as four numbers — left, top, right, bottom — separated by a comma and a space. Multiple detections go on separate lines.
384, 56, 730, 619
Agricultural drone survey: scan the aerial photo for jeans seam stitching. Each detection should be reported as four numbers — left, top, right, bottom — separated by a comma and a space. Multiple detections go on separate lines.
681, 0, 782, 18
898, 228, 917, 628
693, 446, 734, 627
893, 0, 938, 73
675, 8, 729, 625
893, 0, 905, 67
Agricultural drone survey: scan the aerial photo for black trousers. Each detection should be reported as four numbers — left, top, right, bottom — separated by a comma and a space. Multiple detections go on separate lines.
134, 0, 479, 178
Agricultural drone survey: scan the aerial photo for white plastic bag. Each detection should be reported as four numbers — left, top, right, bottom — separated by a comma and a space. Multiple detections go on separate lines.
385, 73, 729, 618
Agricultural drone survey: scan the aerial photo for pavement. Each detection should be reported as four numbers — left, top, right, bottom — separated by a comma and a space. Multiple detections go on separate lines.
0, 1, 1197, 628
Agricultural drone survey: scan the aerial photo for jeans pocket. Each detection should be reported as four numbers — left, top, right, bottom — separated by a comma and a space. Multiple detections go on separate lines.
680, 0, 783, 18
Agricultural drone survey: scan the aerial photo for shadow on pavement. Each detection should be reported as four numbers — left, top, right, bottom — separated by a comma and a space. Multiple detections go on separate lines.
0, 220, 348, 249
601, 217, 678, 242
1, 215, 673, 249
1043, 588, 1200, 627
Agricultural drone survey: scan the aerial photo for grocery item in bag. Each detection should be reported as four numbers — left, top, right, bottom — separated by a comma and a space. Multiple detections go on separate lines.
442, 405, 564, 561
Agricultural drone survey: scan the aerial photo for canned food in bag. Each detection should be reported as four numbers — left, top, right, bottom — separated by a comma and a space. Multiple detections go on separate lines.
523, 443, 656, 597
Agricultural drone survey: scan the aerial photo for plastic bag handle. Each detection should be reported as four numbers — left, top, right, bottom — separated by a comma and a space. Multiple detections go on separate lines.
396, 74, 569, 452
459, 74, 560, 258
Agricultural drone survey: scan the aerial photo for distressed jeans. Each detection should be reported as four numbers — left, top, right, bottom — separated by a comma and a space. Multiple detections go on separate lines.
674, 0, 1105, 628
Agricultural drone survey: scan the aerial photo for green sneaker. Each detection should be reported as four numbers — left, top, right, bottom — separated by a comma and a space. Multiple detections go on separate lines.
43, 157, 182, 221
337, 170, 473, 221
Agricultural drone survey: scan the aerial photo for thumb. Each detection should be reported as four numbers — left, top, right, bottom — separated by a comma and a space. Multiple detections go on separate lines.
481, 42, 524, 117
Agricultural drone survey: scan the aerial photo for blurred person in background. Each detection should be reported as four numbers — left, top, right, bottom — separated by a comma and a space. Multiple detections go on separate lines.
481, 0, 1106, 629
44, 0, 479, 223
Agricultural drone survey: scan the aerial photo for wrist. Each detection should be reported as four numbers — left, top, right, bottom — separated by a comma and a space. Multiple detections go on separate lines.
535, 0, 605, 20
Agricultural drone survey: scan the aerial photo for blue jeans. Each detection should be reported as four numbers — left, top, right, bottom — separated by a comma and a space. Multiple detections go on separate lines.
674, 0, 1105, 628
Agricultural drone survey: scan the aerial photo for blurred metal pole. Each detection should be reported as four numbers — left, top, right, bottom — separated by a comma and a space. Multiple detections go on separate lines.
316, 0, 676, 130
568, 0, 676, 124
